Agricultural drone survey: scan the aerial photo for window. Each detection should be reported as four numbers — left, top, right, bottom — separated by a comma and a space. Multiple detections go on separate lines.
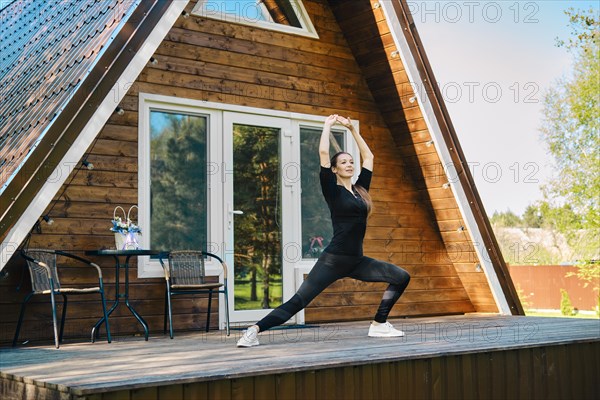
149, 110, 208, 252
193, 0, 318, 38
300, 127, 345, 259
139, 98, 221, 278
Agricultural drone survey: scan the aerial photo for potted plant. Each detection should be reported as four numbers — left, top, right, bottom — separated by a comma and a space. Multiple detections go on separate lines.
111, 206, 141, 250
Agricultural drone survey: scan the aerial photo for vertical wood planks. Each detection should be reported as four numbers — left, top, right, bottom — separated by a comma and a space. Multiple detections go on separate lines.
396, 359, 412, 400
183, 381, 209, 399
490, 351, 506, 400
545, 345, 562, 400
343, 366, 358, 400
275, 372, 296, 400
208, 379, 231, 399
295, 369, 316, 400
412, 358, 430, 399
503, 349, 520, 400
475, 352, 492, 399
131, 386, 158, 400
358, 363, 375, 400
461, 353, 476, 400
531, 346, 547, 399
581, 342, 596, 400
443, 355, 462, 400
104, 390, 130, 400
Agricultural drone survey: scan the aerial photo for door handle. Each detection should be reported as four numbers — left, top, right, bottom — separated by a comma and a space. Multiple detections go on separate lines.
228, 204, 244, 229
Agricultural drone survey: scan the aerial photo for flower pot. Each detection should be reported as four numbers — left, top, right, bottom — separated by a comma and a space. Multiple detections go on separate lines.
112, 205, 141, 250
114, 231, 140, 250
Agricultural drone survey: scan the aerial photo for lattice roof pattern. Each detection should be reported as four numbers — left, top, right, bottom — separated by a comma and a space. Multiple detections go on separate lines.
0, 0, 136, 190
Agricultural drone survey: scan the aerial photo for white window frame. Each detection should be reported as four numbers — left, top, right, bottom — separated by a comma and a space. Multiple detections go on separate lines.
192, 0, 319, 39
138, 95, 223, 279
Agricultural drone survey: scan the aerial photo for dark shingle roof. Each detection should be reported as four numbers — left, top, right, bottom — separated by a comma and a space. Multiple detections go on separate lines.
0, 0, 136, 190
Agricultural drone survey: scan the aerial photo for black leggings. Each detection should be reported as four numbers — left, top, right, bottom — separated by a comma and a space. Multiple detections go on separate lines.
256, 252, 410, 332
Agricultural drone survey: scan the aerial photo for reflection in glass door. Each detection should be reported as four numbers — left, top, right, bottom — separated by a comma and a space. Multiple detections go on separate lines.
224, 112, 294, 324
232, 124, 283, 311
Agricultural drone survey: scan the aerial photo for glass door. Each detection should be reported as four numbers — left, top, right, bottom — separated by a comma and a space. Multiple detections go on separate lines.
223, 112, 296, 324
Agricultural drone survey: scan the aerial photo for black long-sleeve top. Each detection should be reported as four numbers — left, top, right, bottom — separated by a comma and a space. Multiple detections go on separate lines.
319, 166, 372, 256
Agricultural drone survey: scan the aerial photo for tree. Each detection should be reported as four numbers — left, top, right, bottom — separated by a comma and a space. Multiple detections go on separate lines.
233, 124, 282, 310
150, 113, 207, 251
489, 209, 522, 227
522, 204, 543, 229
541, 7, 599, 230
540, 7, 599, 297
560, 289, 575, 316
538, 201, 583, 262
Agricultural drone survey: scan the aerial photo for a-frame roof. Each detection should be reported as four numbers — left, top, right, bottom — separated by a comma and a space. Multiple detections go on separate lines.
0, 0, 188, 264
0, 0, 522, 315
1, 0, 137, 191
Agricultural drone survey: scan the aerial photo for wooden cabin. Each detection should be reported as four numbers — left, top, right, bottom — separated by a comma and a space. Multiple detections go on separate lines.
0, 0, 523, 346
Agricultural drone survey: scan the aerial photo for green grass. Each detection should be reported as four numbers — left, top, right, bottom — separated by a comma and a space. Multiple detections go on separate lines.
234, 280, 283, 310
525, 309, 599, 319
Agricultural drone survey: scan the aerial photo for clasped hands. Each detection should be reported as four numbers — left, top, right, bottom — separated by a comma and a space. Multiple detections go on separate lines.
325, 114, 353, 129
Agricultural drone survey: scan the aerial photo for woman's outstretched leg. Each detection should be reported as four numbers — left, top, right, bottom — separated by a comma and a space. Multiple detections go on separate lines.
349, 257, 410, 337
237, 252, 347, 347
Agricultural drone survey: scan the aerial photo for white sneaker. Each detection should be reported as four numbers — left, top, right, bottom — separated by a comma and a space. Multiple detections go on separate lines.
368, 321, 405, 337
237, 326, 260, 347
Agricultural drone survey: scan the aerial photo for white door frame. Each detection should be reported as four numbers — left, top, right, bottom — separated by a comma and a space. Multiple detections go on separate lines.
223, 111, 297, 325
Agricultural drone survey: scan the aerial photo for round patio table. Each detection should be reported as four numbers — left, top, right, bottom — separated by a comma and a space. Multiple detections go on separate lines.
85, 249, 161, 341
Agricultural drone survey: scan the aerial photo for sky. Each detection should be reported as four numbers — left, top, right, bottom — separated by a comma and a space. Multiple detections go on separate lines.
411, 0, 598, 216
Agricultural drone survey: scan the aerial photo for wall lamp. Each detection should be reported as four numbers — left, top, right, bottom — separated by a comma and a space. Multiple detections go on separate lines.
82, 160, 94, 170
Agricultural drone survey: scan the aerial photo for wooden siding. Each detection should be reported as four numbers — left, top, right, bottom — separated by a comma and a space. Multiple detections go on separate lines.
1, 0, 489, 343
329, 0, 499, 313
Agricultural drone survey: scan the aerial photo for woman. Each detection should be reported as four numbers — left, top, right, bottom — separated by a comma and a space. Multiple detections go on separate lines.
237, 114, 410, 347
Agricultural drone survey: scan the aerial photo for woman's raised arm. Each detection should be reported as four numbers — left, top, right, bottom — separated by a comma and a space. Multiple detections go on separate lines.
319, 114, 338, 167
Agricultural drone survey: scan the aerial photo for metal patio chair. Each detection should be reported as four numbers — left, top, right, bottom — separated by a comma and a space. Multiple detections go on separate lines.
14, 249, 112, 349
159, 251, 230, 338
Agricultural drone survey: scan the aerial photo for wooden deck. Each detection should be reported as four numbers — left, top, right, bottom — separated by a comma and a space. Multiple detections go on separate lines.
1, 314, 599, 399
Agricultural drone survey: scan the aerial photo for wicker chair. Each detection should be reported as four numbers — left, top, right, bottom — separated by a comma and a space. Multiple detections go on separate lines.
14, 249, 111, 349
159, 251, 230, 338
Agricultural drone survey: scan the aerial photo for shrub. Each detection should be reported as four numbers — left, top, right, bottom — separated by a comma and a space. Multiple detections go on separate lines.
560, 289, 574, 316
